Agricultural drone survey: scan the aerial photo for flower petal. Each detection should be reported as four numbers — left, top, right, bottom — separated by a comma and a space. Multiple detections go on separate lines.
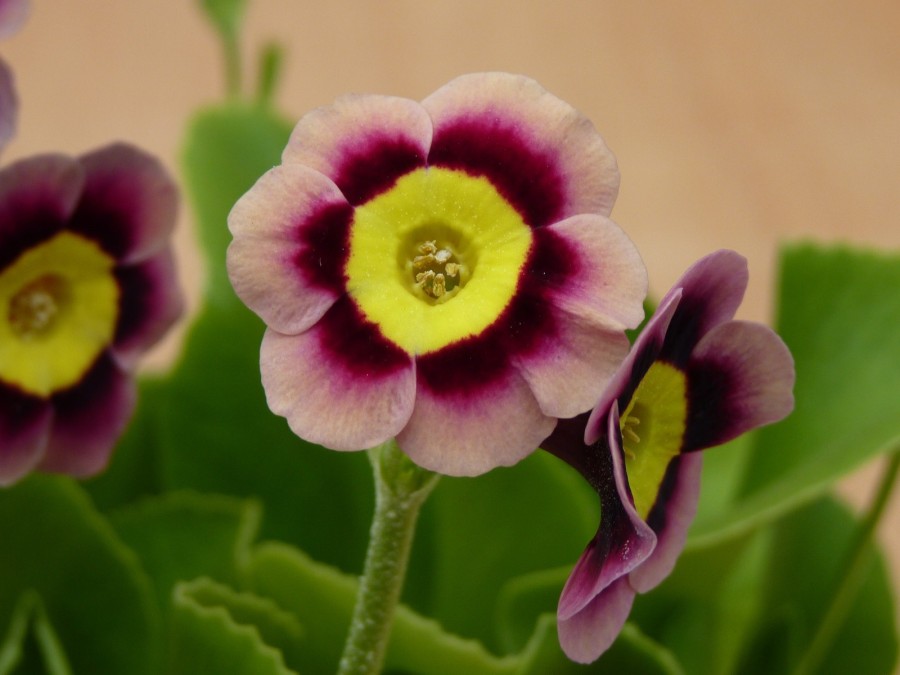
68, 143, 178, 263
423, 72, 620, 227
536, 215, 647, 331
558, 406, 656, 618
0, 384, 49, 486
260, 299, 415, 452
111, 249, 183, 368
397, 364, 554, 477
513, 308, 630, 419
684, 320, 795, 451
228, 163, 351, 335
0, 59, 16, 155
282, 94, 431, 205
558, 576, 635, 664
39, 353, 136, 477
0, 154, 82, 270
659, 249, 748, 365
628, 451, 703, 593
0, 0, 29, 39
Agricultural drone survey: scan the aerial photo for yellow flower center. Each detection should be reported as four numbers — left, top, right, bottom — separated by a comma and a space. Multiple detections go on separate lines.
0, 232, 120, 397
619, 361, 688, 519
345, 167, 532, 355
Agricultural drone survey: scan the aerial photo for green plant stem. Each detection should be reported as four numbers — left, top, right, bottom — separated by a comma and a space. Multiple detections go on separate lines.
792, 448, 900, 675
336, 441, 439, 675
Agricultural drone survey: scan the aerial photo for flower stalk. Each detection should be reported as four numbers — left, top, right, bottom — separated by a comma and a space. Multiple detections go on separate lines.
792, 447, 900, 675
337, 440, 439, 675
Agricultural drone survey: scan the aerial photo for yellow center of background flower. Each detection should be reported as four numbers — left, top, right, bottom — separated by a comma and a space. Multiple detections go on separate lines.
619, 361, 688, 519
0, 232, 119, 397
345, 167, 532, 355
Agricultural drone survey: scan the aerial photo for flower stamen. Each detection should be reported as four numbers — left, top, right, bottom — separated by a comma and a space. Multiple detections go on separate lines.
8, 274, 70, 340
411, 240, 462, 299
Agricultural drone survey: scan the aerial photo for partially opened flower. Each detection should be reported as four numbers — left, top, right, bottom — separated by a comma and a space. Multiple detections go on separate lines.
0, 143, 182, 485
542, 249, 795, 662
228, 72, 647, 476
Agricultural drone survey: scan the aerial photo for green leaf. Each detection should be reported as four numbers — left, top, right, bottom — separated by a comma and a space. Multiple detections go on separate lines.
417, 451, 596, 652
689, 243, 900, 544
109, 491, 261, 616
197, 0, 246, 45
0, 593, 71, 675
734, 496, 898, 675
0, 476, 160, 675
245, 542, 521, 675
170, 580, 297, 675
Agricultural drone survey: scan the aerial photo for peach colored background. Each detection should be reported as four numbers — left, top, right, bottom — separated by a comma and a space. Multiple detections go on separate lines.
4, 0, 899, 651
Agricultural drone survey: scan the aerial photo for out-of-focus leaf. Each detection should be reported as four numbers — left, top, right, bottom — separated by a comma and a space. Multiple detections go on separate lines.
417, 451, 596, 652
689, 244, 900, 544
0, 593, 71, 675
733, 496, 898, 675
109, 491, 260, 616
170, 580, 297, 675
0, 476, 160, 675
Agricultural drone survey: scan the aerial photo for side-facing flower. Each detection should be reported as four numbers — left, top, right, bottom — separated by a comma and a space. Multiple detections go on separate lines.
228, 72, 647, 476
0, 143, 182, 485
542, 249, 795, 662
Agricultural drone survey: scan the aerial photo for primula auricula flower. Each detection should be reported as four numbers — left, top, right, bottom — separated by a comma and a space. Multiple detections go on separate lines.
542, 250, 795, 662
0, 144, 183, 486
228, 72, 648, 476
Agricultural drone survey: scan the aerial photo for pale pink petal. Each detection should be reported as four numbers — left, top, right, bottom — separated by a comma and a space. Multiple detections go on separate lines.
423, 72, 620, 226
628, 452, 703, 593
281, 94, 431, 205
69, 143, 178, 263
558, 576, 635, 664
40, 353, 136, 477
227, 163, 351, 335
0, 0, 29, 38
540, 214, 647, 331
397, 367, 555, 477
514, 309, 630, 419
260, 303, 416, 451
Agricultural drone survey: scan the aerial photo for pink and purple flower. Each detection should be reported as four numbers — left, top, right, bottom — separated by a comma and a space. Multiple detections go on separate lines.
228, 72, 647, 476
542, 249, 795, 662
0, 143, 182, 485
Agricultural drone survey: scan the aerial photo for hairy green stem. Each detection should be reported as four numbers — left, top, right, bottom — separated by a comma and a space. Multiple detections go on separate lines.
337, 441, 439, 675
792, 448, 900, 675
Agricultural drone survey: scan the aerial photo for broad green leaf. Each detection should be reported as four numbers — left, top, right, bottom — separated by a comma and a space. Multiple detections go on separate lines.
245, 542, 521, 675
733, 496, 898, 675
109, 491, 261, 615
173, 578, 304, 672
689, 243, 900, 544
0, 476, 160, 675
0, 593, 71, 675
170, 581, 297, 675
418, 451, 596, 652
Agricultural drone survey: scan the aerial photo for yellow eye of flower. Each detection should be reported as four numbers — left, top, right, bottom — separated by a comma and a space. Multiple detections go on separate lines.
345, 167, 533, 355
619, 361, 688, 519
0, 231, 119, 397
